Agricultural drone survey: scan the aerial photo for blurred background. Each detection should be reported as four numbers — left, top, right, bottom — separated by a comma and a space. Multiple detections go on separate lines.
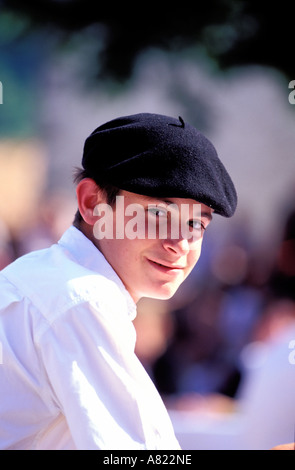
0, 0, 294, 450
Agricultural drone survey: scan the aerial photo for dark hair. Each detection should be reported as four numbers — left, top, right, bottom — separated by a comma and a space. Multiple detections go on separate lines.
72, 167, 121, 227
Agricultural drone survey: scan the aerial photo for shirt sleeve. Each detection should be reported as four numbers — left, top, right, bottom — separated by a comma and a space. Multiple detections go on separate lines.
37, 300, 179, 450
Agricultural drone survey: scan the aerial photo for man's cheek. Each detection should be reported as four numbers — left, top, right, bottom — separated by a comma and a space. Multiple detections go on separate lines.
188, 243, 202, 264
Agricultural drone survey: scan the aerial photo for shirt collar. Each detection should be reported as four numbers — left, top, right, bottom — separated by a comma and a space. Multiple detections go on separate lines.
58, 226, 137, 320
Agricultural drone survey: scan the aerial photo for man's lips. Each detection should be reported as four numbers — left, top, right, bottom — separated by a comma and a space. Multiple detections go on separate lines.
146, 258, 185, 271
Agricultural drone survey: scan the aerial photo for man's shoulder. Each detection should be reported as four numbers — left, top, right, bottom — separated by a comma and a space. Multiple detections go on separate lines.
0, 226, 136, 327
0, 238, 118, 318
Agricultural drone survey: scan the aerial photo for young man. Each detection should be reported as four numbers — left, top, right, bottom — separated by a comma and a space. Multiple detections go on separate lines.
0, 113, 237, 450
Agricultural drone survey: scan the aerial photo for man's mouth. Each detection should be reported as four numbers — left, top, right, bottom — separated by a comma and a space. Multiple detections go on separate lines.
147, 258, 185, 271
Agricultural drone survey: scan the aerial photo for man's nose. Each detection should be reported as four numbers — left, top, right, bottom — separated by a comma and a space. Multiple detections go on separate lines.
162, 237, 190, 256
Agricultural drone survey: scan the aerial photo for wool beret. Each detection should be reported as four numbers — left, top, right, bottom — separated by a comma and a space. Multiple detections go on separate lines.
82, 113, 237, 217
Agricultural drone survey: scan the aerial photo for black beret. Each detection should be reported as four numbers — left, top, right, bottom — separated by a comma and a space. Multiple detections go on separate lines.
82, 113, 237, 217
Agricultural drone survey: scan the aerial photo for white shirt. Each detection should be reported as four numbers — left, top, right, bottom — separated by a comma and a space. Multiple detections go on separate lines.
0, 226, 180, 450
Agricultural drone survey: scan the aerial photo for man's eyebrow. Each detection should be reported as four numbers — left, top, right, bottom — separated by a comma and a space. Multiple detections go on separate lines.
143, 196, 214, 221
201, 212, 213, 222
144, 197, 172, 206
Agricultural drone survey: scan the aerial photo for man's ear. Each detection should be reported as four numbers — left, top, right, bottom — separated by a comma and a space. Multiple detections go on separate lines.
76, 178, 105, 226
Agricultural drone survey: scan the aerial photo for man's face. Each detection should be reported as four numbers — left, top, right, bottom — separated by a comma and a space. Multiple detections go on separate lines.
93, 190, 213, 303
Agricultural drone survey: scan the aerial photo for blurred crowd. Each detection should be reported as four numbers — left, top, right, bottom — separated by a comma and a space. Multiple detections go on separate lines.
0, 189, 76, 269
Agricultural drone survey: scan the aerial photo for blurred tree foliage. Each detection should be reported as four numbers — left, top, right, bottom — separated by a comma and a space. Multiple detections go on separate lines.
0, 0, 294, 81
0, 9, 43, 136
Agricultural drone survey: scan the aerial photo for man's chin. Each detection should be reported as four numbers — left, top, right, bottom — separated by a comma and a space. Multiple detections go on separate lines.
144, 284, 180, 301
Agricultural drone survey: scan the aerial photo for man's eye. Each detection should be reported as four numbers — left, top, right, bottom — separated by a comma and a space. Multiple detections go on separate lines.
189, 220, 205, 231
147, 207, 167, 217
